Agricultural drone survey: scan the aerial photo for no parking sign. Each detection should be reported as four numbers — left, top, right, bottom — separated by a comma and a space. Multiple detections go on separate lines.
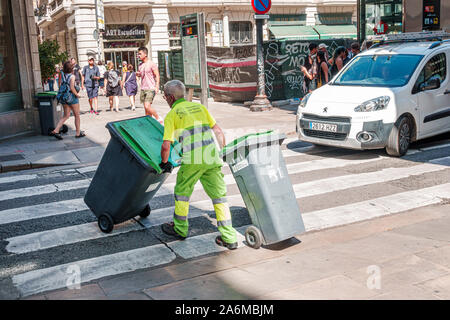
252, 0, 271, 15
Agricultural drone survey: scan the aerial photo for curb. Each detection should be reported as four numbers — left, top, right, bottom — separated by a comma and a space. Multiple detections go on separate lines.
0, 162, 70, 173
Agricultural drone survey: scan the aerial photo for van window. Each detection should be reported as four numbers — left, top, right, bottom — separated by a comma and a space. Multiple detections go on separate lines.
332, 54, 423, 87
413, 53, 446, 92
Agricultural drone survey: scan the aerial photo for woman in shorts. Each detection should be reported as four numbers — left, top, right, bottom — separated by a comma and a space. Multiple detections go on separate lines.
51, 61, 85, 140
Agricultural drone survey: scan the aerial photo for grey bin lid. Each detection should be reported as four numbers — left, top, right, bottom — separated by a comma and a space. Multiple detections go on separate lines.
221, 130, 286, 161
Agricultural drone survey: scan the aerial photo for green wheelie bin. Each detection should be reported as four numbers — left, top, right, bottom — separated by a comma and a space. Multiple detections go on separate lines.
222, 131, 305, 249
84, 116, 181, 233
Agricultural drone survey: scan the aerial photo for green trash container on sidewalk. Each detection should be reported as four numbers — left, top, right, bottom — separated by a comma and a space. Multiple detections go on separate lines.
84, 116, 181, 233
35, 92, 68, 136
222, 131, 305, 249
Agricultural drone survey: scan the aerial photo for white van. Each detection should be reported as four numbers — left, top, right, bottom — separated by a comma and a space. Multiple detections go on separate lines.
296, 32, 450, 156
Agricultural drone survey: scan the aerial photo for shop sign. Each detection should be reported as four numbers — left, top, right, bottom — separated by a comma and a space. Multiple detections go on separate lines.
104, 25, 146, 40
423, 0, 440, 30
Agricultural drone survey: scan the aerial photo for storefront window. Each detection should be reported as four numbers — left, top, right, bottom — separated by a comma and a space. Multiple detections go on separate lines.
365, 0, 403, 36
0, 0, 21, 114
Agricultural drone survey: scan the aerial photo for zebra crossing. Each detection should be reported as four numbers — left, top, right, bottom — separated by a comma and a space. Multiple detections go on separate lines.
0, 138, 449, 298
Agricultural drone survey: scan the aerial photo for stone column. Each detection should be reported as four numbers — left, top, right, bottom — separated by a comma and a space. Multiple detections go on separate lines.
223, 11, 230, 47
73, 6, 98, 66
305, 6, 318, 26
148, 4, 170, 65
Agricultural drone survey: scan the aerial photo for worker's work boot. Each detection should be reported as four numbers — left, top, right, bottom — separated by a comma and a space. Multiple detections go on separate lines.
161, 222, 187, 240
215, 236, 238, 250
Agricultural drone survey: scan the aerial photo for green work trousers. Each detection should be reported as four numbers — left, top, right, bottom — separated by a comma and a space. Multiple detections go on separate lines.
173, 164, 237, 244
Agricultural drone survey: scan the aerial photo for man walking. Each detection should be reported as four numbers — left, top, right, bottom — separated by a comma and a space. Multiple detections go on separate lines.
81, 57, 101, 114
159, 80, 238, 250
71, 57, 82, 88
136, 47, 163, 124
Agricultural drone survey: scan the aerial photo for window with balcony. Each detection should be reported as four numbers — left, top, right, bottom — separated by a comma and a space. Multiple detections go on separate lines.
229, 21, 253, 45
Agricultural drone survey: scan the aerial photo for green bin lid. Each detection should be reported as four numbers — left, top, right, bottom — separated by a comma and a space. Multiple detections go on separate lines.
221, 130, 286, 160
36, 91, 58, 97
108, 116, 181, 174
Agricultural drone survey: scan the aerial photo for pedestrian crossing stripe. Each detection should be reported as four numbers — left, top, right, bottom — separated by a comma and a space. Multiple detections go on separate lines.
0, 179, 91, 202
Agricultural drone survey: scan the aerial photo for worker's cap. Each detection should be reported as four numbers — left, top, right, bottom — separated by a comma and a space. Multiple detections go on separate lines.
318, 43, 328, 49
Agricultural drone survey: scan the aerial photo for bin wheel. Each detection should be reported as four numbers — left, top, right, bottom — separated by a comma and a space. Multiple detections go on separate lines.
98, 213, 114, 233
139, 205, 151, 218
61, 124, 69, 134
48, 127, 55, 136
245, 226, 263, 249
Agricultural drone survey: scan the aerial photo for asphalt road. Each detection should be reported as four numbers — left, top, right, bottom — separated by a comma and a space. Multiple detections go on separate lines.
0, 131, 449, 299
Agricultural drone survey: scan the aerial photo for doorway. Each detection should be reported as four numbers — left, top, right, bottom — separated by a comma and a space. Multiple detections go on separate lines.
104, 50, 140, 72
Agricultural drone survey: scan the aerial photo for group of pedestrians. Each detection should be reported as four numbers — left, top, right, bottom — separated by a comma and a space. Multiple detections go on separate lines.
300, 41, 361, 94
50, 47, 162, 140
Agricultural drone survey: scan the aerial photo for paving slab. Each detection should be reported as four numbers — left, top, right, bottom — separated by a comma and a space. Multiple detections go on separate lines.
44, 283, 107, 300
143, 268, 255, 300
234, 248, 375, 296
416, 274, 450, 299
257, 275, 380, 300
390, 214, 450, 242
72, 146, 105, 163
369, 284, 440, 300
328, 231, 447, 264
33, 146, 68, 154
106, 292, 152, 300
98, 268, 175, 297
27, 151, 80, 168
343, 254, 450, 293
416, 246, 450, 270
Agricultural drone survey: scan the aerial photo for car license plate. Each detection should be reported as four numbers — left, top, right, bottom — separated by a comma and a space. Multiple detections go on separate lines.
309, 122, 338, 132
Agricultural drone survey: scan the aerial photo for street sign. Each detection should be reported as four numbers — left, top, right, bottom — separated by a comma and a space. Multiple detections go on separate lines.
423, 0, 440, 30
180, 13, 209, 106
251, 0, 271, 15
254, 14, 270, 20
96, 0, 105, 31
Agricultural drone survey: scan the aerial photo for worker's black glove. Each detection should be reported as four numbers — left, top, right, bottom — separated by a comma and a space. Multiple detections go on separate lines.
159, 161, 173, 174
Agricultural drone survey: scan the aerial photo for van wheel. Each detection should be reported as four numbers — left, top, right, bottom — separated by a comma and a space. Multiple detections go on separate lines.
386, 116, 411, 157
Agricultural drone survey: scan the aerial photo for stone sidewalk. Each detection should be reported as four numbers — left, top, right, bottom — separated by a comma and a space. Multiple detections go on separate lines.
26, 202, 450, 300
0, 94, 299, 173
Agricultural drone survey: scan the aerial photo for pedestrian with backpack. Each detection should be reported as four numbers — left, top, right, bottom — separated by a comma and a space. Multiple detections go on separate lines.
51, 61, 85, 140
104, 61, 122, 112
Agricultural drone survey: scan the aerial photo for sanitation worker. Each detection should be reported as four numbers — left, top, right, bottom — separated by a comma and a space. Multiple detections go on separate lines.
159, 80, 238, 250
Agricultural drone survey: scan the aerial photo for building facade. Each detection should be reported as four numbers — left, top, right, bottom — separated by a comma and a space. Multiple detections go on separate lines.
35, 0, 357, 69
0, 0, 42, 139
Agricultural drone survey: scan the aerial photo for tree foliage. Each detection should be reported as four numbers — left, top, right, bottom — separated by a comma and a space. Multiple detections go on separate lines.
38, 40, 68, 82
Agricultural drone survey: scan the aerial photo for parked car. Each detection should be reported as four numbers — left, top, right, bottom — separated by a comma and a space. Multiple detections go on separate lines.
296, 33, 450, 157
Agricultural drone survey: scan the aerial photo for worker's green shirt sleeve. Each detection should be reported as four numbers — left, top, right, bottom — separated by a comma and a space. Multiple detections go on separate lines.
203, 106, 216, 128
163, 111, 176, 142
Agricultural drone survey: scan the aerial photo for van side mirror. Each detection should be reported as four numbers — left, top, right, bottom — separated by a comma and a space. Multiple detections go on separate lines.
420, 78, 440, 91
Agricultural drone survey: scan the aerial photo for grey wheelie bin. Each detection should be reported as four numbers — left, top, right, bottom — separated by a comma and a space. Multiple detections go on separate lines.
84, 116, 181, 233
35, 92, 68, 136
222, 131, 305, 249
